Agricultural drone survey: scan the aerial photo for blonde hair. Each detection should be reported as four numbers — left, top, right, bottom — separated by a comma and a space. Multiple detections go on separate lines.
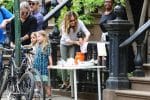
31, 32, 37, 37
63, 11, 78, 34
31, 32, 37, 45
37, 30, 49, 52
20, 1, 30, 12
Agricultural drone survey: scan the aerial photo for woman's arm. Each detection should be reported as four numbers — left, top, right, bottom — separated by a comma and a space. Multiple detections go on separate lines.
0, 16, 14, 29
64, 35, 80, 45
0, 19, 8, 29
61, 25, 80, 45
21, 34, 30, 42
79, 20, 91, 44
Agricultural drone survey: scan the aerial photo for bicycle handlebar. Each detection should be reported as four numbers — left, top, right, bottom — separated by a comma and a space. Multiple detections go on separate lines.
0, 47, 14, 52
0, 46, 35, 55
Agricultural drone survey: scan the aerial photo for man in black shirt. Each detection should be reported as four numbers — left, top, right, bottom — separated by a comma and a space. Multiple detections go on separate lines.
99, 0, 116, 41
99, 0, 134, 73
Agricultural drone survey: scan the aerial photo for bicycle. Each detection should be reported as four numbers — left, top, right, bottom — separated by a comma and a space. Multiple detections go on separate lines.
21, 46, 46, 100
0, 47, 35, 100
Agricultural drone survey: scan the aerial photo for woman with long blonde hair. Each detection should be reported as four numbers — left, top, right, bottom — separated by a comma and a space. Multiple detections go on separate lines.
60, 11, 90, 90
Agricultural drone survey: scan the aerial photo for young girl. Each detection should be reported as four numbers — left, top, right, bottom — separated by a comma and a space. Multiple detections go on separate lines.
33, 30, 52, 96
30, 32, 38, 53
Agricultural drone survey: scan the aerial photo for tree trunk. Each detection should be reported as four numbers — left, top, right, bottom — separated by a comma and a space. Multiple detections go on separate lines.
125, 0, 137, 55
125, 0, 135, 33
139, 0, 149, 27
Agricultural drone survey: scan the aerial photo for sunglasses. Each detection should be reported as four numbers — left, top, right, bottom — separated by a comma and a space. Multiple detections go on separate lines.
70, 19, 76, 22
21, 11, 29, 16
29, 2, 36, 6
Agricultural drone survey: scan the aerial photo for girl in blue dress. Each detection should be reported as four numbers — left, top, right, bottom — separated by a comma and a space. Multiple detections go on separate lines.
33, 30, 53, 96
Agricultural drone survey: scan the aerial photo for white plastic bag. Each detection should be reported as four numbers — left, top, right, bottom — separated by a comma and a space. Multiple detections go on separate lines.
101, 32, 108, 42
80, 42, 88, 53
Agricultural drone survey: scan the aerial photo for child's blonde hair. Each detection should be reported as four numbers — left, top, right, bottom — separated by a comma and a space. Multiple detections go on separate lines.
37, 30, 49, 52
31, 32, 37, 45
31, 32, 37, 37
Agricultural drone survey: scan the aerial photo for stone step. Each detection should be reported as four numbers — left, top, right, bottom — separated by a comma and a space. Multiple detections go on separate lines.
143, 63, 150, 77
129, 77, 150, 91
115, 90, 150, 100
47, 23, 55, 29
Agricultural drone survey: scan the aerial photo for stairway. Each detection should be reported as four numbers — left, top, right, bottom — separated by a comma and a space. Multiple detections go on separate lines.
114, 63, 150, 100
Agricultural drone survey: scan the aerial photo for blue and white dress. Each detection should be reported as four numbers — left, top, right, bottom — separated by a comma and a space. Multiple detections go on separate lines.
33, 44, 51, 82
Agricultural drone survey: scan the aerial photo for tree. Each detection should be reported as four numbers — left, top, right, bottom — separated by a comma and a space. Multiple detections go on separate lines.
0, 0, 14, 12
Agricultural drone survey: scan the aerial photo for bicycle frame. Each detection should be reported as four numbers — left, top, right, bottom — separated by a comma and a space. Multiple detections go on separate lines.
0, 47, 35, 100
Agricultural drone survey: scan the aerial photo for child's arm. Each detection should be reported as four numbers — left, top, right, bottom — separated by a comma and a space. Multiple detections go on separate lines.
48, 55, 53, 68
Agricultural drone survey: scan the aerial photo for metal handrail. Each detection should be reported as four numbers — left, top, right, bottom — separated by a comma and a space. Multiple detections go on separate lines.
43, 0, 70, 22
119, 20, 150, 47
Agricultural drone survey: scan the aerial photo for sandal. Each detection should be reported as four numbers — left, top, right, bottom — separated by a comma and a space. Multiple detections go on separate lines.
60, 84, 67, 89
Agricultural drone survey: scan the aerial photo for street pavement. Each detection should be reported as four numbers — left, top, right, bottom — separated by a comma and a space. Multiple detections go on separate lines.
1, 90, 86, 100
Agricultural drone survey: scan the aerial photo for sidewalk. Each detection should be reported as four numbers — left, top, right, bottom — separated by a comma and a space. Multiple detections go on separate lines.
1, 90, 86, 100
1, 94, 84, 100
50, 95, 86, 100
2, 95, 85, 100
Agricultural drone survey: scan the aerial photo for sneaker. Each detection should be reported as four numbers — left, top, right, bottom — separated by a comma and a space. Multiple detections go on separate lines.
33, 89, 40, 100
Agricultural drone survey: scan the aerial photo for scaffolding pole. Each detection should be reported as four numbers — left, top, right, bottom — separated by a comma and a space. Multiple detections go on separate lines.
14, 0, 21, 67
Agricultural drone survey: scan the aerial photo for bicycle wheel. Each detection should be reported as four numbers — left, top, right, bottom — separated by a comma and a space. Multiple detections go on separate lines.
31, 68, 45, 100
19, 71, 35, 100
0, 67, 10, 99
7, 92, 27, 100
7, 92, 17, 100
